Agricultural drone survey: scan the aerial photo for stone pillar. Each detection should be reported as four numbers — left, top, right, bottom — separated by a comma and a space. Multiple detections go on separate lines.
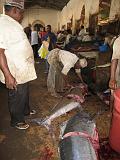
109, 0, 120, 20
72, 16, 76, 34
0, 0, 5, 14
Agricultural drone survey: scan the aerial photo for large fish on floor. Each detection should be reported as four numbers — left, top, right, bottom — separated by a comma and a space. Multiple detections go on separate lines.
59, 111, 99, 160
31, 86, 85, 129
31, 102, 82, 129
42, 102, 82, 128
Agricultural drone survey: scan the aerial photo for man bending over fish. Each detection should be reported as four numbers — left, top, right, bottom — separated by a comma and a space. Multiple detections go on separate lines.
47, 48, 87, 97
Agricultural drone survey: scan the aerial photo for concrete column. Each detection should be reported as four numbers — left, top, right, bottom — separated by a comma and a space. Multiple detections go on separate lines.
72, 16, 76, 34
0, 0, 5, 14
109, 0, 120, 20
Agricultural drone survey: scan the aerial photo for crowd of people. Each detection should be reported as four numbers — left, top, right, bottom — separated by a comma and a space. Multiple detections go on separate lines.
0, 0, 87, 130
24, 24, 94, 60
0, 0, 120, 131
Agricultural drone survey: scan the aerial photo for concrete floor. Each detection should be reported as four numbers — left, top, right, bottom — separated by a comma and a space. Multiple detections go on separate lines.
0, 59, 111, 160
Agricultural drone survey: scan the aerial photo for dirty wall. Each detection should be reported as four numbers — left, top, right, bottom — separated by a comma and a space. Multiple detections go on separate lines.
0, 0, 5, 13
22, 6, 60, 32
0, 1, 60, 32
59, 0, 99, 31
59, 0, 120, 31
0, 0, 100, 31
109, 0, 120, 20
1, 0, 120, 32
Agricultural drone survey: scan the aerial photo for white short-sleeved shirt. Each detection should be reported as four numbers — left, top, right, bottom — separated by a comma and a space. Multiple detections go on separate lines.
78, 29, 85, 40
59, 50, 79, 75
112, 36, 120, 60
65, 34, 72, 45
0, 14, 37, 84
112, 36, 120, 85
31, 31, 38, 45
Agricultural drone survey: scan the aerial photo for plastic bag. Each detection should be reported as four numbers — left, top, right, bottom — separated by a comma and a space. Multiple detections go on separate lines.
99, 44, 109, 53
38, 43, 48, 59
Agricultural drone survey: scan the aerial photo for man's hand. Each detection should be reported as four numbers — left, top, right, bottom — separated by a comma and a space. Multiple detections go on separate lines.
109, 79, 117, 90
63, 83, 73, 91
65, 83, 73, 88
0, 48, 17, 90
109, 59, 118, 90
5, 74, 17, 90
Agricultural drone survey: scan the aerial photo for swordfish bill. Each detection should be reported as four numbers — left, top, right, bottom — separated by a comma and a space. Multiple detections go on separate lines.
42, 102, 82, 127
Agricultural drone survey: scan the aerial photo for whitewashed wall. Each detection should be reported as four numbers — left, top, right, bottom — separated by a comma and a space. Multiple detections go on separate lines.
59, 0, 99, 30
109, 0, 120, 20
22, 6, 60, 32
1, 0, 119, 32
0, 0, 5, 13
85, 0, 99, 27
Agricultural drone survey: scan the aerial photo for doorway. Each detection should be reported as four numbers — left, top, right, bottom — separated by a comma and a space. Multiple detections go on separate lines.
34, 23, 44, 32
32, 20, 45, 32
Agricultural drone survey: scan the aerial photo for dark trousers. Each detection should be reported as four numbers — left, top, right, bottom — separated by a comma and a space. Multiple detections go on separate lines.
8, 83, 30, 126
32, 44, 38, 58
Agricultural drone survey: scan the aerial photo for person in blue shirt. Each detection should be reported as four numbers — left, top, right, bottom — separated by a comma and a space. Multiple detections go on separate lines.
42, 25, 57, 51
42, 25, 57, 73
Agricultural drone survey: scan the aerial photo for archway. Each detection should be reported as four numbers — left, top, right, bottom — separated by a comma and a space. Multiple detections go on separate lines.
32, 20, 45, 31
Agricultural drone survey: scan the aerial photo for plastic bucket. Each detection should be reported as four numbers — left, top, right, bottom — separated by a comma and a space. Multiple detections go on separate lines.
109, 89, 120, 153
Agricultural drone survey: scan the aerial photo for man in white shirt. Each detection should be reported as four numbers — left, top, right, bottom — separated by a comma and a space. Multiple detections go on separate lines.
31, 26, 39, 58
109, 36, 120, 111
82, 32, 92, 42
77, 26, 85, 41
0, 1, 37, 129
109, 36, 120, 89
47, 48, 87, 97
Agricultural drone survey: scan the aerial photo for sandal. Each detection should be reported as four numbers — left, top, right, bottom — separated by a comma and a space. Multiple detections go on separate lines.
30, 110, 36, 115
15, 122, 29, 130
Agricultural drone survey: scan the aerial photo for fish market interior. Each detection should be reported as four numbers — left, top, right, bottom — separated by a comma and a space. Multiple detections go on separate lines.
0, 0, 120, 159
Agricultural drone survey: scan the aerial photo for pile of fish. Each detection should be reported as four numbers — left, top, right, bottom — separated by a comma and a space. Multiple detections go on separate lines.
59, 111, 99, 160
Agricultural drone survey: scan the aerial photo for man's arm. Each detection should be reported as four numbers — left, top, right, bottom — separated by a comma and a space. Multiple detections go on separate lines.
0, 48, 17, 89
76, 72, 84, 83
75, 69, 85, 84
109, 59, 118, 90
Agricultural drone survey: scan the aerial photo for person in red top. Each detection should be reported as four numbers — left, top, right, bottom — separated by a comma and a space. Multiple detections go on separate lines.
38, 27, 46, 39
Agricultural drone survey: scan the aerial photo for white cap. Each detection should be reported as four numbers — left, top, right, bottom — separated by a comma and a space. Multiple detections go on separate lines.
5, 0, 24, 9
79, 58, 87, 68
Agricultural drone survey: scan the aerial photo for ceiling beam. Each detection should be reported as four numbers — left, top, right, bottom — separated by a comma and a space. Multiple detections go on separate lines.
25, 0, 70, 10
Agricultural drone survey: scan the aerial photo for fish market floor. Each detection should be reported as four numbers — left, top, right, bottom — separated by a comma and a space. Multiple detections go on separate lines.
0, 59, 112, 160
